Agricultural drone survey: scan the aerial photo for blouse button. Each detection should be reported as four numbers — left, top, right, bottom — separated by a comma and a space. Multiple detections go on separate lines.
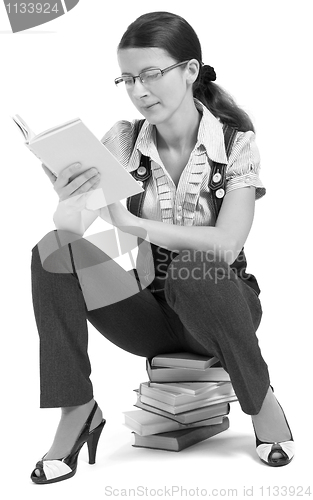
137, 181, 143, 187
176, 214, 182, 221
137, 166, 147, 176
213, 172, 222, 183
216, 188, 225, 198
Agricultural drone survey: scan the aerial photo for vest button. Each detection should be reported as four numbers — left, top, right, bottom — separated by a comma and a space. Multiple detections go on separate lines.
216, 188, 225, 198
213, 172, 222, 183
137, 166, 147, 176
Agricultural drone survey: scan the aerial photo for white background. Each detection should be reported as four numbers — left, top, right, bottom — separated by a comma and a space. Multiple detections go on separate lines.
0, 0, 312, 498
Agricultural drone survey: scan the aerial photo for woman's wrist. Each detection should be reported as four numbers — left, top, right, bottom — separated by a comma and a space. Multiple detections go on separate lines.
53, 203, 85, 235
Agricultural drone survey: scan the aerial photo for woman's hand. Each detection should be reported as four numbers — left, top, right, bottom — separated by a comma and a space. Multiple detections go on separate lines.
41, 162, 101, 202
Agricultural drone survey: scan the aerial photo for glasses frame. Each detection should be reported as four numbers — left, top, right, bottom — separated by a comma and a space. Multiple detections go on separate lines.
114, 60, 190, 87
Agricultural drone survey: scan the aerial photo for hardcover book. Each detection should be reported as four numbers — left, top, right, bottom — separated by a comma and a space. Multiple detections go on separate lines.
151, 352, 220, 370
138, 392, 237, 415
134, 395, 231, 424
131, 417, 230, 451
139, 381, 233, 406
12, 114, 143, 210
123, 409, 224, 436
146, 357, 230, 383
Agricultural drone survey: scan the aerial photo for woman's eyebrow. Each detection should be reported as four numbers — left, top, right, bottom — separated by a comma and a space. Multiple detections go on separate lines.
122, 65, 160, 75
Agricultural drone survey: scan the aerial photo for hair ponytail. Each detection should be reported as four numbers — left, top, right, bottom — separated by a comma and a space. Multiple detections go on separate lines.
119, 11, 255, 133
194, 66, 255, 132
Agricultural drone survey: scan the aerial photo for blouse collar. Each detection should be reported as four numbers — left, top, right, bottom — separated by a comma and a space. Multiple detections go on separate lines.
127, 98, 228, 171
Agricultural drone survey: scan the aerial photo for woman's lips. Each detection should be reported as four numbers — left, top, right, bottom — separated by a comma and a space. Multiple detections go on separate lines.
145, 103, 159, 109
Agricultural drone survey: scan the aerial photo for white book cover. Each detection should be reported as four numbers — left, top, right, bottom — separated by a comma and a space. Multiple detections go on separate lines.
123, 409, 224, 436
140, 392, 237, 415
151, 352, 219, 369
139, 381, 233, 406
149, 381, 221, 395
12, 114, 144, 210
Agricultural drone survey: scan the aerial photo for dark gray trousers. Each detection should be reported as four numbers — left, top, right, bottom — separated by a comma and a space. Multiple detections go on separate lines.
31, 232, 270, 415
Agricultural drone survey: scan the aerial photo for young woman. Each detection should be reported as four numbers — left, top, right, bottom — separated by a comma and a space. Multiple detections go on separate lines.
30, 11, 294, 484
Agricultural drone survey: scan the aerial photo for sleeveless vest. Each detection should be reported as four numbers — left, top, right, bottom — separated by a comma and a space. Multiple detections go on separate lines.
126, 121, 260, 296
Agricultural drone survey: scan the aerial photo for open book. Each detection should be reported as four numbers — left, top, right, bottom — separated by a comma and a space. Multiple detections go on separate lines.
12, 114, 144, 210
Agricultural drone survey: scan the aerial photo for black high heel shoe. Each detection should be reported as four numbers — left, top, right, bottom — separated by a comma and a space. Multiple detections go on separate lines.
31, 401, 106, 484
252, 390, 295, 467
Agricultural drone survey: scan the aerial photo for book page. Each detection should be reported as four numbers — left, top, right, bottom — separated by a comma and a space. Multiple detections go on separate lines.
12, 114, 36, 143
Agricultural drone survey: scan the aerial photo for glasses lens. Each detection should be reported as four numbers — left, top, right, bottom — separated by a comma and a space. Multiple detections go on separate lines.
123, 76, 134, 87
115, 76, 134, 87
140, 69, 162, 84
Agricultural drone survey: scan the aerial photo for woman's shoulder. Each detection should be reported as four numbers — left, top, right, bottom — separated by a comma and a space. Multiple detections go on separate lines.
225, 128, 265, 200
101, 119, 145, 145
100, 119, 145, 166
232, 128, 255, 145
227, 128, 258, 164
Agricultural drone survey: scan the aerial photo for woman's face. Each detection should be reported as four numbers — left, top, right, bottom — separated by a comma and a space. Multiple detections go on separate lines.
117, 47, 194, 126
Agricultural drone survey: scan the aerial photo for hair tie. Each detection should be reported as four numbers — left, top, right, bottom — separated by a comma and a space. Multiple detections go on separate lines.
200, 64, 216, 83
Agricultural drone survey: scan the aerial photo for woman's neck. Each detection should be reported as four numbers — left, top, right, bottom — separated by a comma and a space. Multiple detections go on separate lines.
155, 99, 201, 154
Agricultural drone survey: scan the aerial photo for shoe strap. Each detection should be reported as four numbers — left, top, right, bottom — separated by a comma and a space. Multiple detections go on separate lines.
75, 401, 99, 444
85, 401, 98, 431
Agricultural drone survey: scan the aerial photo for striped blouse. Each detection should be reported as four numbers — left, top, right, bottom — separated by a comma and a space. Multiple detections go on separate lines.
101, 99, 266, 228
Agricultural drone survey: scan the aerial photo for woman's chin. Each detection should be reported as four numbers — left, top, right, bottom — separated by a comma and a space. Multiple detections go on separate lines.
142, 113, 168, 126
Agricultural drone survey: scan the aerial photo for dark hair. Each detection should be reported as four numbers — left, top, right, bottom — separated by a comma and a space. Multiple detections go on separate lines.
118, 11, 255, 133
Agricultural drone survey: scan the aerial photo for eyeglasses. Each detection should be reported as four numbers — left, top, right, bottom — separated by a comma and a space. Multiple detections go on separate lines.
114, 60, 190, 88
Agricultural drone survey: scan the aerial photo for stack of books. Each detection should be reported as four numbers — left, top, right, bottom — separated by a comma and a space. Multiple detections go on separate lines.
123, 353, 237, 451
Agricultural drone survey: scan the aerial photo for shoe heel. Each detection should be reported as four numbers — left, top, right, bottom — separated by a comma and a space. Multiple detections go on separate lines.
87, 419, 106, 465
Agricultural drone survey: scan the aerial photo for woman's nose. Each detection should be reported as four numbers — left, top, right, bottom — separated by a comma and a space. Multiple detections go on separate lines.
131, 78, 150, 99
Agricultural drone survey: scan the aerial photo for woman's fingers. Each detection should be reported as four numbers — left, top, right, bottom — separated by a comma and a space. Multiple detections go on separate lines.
69, 170, 101, 197
54, 162, 82, 189
58, 168, 101, 201
67, 167, 99, 193
42, 161, 101, 201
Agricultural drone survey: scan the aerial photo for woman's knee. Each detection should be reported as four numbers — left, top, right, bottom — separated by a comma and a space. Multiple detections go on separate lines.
33, 229, 107, 276
31, 230, 78, 275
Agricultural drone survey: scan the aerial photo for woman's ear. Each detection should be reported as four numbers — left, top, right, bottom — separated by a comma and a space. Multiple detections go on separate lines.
186, 59, 200, 84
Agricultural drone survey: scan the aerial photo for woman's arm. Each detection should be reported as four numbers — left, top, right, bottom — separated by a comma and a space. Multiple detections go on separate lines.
101, 186, 255, 265
137, 186, 256, 264
53, 204, 99, 236
42, 162, 101, 236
